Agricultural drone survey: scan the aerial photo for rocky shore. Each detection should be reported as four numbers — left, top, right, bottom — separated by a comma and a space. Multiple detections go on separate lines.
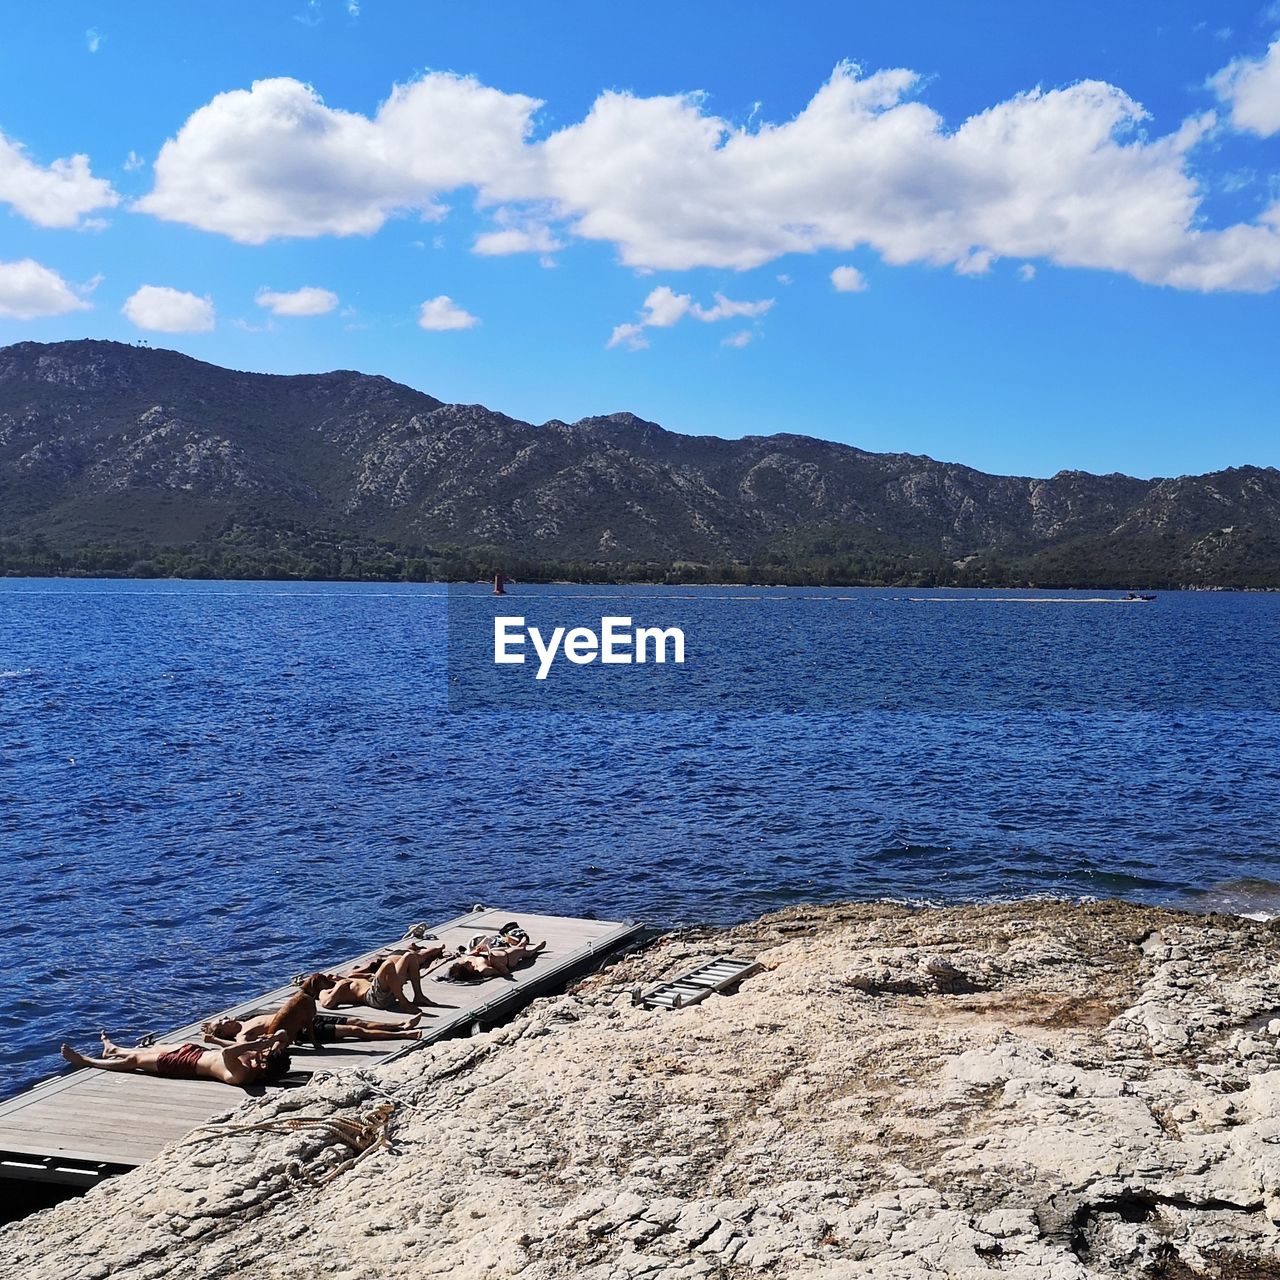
6, 899, 1280, 1279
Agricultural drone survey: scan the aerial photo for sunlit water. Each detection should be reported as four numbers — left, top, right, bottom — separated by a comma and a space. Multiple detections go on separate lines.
2, 580, 1279, 1096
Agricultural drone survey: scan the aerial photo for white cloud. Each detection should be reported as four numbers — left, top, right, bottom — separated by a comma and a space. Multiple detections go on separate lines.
417, 295, 479, 330
831, 265, 868, 292
1210, 39, 1280, 136
0, 259, 91, 319
85, 28, 102, 53
255, 285, 339, 316
954, 249, 995, 277
541, 66, 1280, 293
608, 285, 773, 349
1017, 263, 1036, 282
639, 285, 693, 327
721, 329, 754, 348
135, 61, 1280, 292
122, 285, 215, 332
123, 150, 144, 172
607, 322, 648, 351
0, 128, 118, 228
138, 74, 540, 243
473, 213, 563, 257
694, 292, 773, 321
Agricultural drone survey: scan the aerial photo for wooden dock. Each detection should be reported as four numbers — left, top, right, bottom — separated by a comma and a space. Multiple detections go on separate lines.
0, 906, 641, 1188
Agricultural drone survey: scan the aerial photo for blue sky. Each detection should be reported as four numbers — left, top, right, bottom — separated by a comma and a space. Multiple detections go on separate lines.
1, 2, 1279, 478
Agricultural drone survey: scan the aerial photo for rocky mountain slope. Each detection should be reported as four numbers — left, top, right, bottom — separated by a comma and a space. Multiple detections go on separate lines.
6, 899, 1280, 1279
1, 340, 1277, 585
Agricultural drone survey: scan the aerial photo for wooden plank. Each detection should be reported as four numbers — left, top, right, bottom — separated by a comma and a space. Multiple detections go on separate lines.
0, 908, 640, 1181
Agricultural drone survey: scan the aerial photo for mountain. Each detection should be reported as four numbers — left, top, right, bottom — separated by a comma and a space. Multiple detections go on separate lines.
1, 338, 1277, 587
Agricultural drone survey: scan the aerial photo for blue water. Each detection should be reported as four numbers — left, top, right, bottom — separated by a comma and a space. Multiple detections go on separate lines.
3, 579, 1280, 1097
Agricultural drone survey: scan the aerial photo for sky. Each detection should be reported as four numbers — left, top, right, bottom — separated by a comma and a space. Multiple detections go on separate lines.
1, 1, 1279, 479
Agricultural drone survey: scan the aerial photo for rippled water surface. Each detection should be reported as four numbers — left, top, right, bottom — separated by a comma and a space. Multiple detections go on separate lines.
3, 580, 1279, 1095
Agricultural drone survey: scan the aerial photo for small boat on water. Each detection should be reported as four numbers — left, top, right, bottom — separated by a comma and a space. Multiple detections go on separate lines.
1124, 591, 1157, 602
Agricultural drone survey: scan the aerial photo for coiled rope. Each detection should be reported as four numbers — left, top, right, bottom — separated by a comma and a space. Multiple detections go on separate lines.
184, 1101, 396, 1189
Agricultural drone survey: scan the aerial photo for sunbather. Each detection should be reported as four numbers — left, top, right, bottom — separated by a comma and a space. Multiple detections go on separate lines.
60, 1031, 291, 1086
201, 1008, 423, 1047
345, 940, 444, 979
445, 938, 546, 983
318, 948, 444, 1014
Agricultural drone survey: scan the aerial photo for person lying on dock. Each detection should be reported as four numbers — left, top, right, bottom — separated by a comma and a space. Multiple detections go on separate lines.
317, 950, 442, 1014
343, 940, 445, 980
202, 1009, 423, 1046
445, 938, 546, 983
199, 972, 330, 1050
459, 923, 531, 954
60, 1031, 292, 1086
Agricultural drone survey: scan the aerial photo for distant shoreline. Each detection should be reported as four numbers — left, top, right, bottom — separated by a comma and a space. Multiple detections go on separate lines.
2, 570, 1276, 592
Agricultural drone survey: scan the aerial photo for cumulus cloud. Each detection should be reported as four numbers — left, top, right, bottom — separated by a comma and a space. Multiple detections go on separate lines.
607, 285, 773, 349
255, 285, 338, 316
1017, 263, 1037, 282
137, 74, 540, 243
639, 285, 694, 328
695, 292, 774, 321
721, 329, 754, 348
135, 62, 1280, 292
417, 295, 479, 330
0, 128, 118, 228
473, 213, 563, 257
122, 285, 215, 332
607, 322, 648, 352
0, 259, 92, 319
1210, 39, 1280, 136
539, 69, 1251, 289
831, 265, 868, 292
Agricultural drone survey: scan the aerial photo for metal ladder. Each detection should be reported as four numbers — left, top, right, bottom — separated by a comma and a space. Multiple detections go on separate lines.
634, 955, 761, 1010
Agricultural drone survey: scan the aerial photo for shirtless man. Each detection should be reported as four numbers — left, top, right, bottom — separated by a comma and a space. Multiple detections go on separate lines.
202, 1010, 423, 1046
344, 941, 443, 979
61, 1031, 291, 1086
318, 946, 446, 1014
446, 938, 546, 983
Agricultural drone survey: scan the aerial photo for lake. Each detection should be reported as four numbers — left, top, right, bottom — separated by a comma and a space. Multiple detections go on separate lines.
2, 579, 1279, 1096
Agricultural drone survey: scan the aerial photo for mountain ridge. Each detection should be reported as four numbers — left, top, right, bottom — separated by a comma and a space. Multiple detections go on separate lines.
1, 339, 1277, 586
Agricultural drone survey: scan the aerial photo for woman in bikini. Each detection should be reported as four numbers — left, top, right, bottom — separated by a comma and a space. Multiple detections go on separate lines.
60, 1030, 292, 1086
445, 937, 546, 983
318, 945, 446, 1014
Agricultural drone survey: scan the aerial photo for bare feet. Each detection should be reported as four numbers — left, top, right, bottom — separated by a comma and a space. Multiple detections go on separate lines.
60, 1043, 88, 1067
99, 1031, 123, 1057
